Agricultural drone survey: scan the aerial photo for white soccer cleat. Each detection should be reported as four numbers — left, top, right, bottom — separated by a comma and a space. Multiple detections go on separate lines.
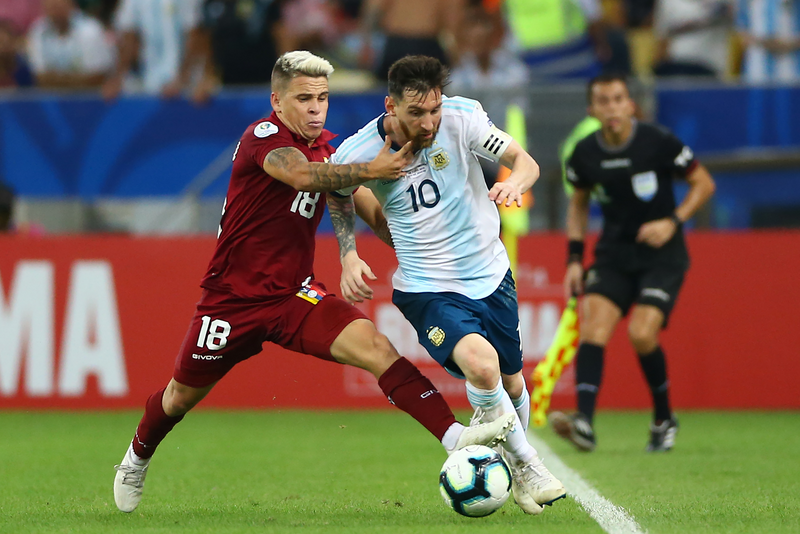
113, 444, 149, 512
492, 449, 541, 515
511, 456, 566, 510
449, 412, 516, 454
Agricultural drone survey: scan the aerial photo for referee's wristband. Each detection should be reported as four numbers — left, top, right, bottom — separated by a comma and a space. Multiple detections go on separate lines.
671, 213, 684, 228
567, 240, 584, 265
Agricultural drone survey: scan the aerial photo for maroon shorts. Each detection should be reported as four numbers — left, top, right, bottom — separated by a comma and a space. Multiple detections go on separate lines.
173, 283, 368, 388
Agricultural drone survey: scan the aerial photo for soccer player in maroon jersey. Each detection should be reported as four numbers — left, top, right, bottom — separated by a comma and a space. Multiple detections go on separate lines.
113, 51, 516, 513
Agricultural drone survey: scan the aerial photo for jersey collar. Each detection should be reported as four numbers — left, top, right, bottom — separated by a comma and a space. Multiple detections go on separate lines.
376, 113, 406, 152
595, 119, 638, 154
268, 111, 337, 147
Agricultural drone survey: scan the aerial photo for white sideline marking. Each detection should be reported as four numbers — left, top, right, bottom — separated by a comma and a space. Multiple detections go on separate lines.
528, 431, 647, 534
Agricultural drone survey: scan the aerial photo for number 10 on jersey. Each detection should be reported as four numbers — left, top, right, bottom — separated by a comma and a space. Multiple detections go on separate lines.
406, 179, 441, 212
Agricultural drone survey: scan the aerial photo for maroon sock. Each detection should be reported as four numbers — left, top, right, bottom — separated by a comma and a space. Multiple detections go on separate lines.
132, 388, 184, 459
377, 357, 457, 441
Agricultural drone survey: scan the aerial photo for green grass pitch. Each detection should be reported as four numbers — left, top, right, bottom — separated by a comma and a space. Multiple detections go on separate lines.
0, 410, 798, 533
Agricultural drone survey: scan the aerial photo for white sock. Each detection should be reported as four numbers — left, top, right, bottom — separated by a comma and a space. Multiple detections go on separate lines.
441, 422, 466, 451
466, 378, 536, 465
128, 443, 149, 466
511, 380, 531, 433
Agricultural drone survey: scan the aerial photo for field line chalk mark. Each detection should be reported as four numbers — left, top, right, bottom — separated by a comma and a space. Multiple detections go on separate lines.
528, 430, 647, 534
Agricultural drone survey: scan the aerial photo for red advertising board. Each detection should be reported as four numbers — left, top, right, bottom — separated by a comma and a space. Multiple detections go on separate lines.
0, 232, 798, 410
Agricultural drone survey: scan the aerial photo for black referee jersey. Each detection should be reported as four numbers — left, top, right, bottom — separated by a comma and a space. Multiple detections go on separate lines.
566, 121, 698, 270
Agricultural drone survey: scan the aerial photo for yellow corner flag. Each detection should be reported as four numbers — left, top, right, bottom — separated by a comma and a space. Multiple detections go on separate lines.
530, 297, 580, 427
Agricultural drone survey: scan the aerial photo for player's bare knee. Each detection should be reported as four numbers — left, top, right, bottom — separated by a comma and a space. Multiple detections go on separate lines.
353, 331, 400, 375
369, 332, 399, 364
163, 380, 206, 416
163, 390, 196, 416
580, 321, 612, 346
628, 323, 659, 354
502, 372, 524, 399
460, 353, 500, 390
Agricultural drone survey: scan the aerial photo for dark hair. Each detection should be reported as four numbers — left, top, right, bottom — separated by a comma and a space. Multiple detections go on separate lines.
587, 73, 629, 103
387, 56, 450, 101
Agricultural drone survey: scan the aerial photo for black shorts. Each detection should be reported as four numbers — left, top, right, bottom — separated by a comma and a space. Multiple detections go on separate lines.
583, 263, 686, 325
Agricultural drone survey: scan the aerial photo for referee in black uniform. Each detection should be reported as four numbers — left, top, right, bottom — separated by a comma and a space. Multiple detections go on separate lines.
550, 74, 716, 452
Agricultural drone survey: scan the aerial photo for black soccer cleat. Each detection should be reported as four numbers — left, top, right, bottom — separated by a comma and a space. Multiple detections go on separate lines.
549, 412, 596, 452
646, 416, 679, 452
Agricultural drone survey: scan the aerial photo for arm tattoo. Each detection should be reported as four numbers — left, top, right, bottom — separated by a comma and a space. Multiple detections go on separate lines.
327, 195, 358, 259
308, 162, 373, 191
265, 147, 373, 192
265, 147, 306, 174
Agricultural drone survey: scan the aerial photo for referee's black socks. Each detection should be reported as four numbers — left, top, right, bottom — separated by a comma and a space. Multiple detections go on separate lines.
637, 346, 672, 423
575, 342, 605, 424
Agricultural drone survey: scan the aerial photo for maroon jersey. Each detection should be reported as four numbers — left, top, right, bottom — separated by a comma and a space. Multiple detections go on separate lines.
201, 112, 336, 300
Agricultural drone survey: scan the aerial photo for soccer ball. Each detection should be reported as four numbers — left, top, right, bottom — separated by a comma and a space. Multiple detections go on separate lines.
439, 445, 512, 517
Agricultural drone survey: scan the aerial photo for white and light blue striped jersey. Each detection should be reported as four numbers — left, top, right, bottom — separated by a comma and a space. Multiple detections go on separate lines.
737, 0, 800, 83
114, 0, 202, 93
332, 96, 512, 299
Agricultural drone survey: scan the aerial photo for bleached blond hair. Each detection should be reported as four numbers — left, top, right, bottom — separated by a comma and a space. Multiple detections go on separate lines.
271, 51, 334, 93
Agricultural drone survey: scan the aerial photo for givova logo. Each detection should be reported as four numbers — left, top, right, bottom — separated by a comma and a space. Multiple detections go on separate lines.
192, 354, 223, 360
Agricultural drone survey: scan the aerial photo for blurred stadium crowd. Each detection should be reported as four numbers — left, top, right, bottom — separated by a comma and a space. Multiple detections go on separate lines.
1, 0, 799, 235
1, 0, 797, 99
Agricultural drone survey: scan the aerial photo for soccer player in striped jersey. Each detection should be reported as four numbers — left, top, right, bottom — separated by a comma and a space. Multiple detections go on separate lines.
112, 51, 517, 514
329, 55, 566, 516
738, 0, 800, 83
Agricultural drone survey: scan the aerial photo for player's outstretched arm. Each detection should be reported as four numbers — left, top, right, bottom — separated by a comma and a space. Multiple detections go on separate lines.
263, 137, 413, 192
489, 140, 540, 207
328, 193, 377, 303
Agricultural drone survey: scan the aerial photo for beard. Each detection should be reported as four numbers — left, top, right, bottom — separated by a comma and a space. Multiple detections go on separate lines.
399, 119, 438, 152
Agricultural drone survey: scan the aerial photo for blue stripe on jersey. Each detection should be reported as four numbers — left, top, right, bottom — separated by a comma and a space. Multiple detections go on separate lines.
443, 106, 474, 116
766, 0, 777, 35
765, 0, 776, 80
442, 102, 474, 113
335, 121, 380, 162
795, 1, 800, 39
335, 135, 373, 163
443, 96, 476, 111
736, 0, 749, 28
446, 96, 476, 106
336, 138, 382, 166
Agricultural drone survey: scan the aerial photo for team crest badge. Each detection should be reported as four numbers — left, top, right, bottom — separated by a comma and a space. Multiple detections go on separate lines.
429, 148, 450, 171
632, 171, 658, 201
427, 326, 446, 347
